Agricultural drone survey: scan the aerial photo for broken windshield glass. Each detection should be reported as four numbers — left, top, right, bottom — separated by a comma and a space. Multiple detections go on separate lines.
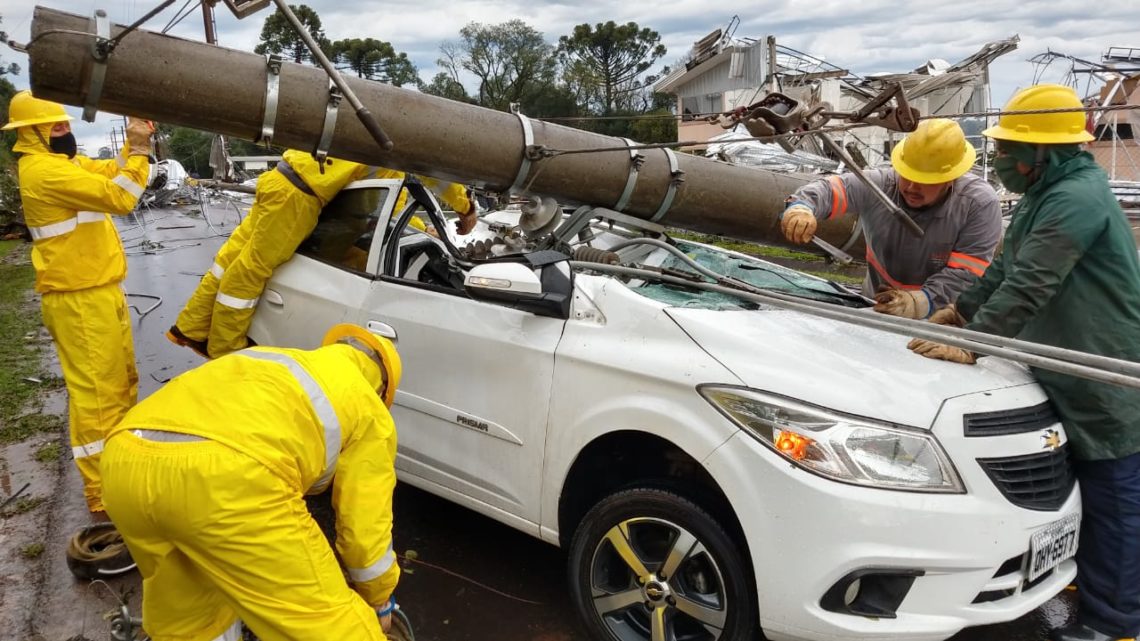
631, 240, 869, 310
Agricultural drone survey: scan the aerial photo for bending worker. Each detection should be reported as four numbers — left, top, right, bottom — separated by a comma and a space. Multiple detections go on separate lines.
780, 118, 1001, 318
102, 324, 403, 641
168, 149, 477, 359
4, 91, 152, 518
909, 85, 1140, 641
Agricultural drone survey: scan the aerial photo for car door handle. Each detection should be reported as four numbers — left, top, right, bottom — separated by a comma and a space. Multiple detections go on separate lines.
367, 320, 398, 343
264, 289, 285, 306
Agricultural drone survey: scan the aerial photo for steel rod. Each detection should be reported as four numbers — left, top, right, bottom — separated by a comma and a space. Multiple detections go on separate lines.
604, 236, 1140, 380
815, 132, 925, 238
572, 262, 1140, 390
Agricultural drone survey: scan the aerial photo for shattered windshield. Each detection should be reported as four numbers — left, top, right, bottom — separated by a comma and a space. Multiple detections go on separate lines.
631, 240, 870, 310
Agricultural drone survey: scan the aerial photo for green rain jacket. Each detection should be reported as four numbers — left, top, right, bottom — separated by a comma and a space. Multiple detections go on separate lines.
956, 149, 1140, 461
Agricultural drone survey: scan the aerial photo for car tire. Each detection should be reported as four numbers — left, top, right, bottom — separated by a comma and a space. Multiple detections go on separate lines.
568, 487, 757, 641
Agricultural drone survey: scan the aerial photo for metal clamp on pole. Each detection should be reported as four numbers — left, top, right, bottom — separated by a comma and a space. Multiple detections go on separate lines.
82, 10, 111, 122
508, 108, 535, 195
314, 80, 342, 168
613, 138, 645, 213
651, 147, 685, 222
257, 53, 283, 146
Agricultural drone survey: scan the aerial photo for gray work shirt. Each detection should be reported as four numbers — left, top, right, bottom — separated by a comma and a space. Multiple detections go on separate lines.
791, 169, 1002, 307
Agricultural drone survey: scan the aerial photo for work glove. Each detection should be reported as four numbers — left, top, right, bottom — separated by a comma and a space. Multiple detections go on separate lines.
873, 288, 931, 319
780, 204, 817, 244
928, 304, 966, 327
455, 203, 478, 236
125, 117, 155, 157
907, 338, 976, 364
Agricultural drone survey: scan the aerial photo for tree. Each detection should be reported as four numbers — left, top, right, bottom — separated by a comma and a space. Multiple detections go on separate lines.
438, 21, 558, 112
0, 15, 22, 227
331, 38, 419, 87
421, 72, 471, 103
160, 126, 215, 178
253, 5, 330, 65
557, 21, 666, 115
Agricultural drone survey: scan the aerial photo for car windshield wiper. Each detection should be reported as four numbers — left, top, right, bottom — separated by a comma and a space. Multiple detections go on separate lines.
736, 263, 869, 303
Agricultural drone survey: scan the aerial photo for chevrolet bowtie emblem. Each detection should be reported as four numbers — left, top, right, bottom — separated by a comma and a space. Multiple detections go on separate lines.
1042, 429, 1062, 451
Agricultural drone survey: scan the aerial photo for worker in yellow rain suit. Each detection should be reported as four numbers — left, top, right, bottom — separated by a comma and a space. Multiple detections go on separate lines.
102, 324, 403, 641
4, 91, 153, 516
168, 149, 477, 359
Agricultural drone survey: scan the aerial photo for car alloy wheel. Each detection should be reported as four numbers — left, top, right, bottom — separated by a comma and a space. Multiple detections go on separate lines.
569, 488, 755, 641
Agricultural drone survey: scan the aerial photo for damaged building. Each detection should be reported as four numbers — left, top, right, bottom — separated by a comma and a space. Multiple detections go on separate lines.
653, 23, 1018, 174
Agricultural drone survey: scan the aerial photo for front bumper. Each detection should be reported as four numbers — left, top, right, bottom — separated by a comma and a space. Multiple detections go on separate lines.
702, 384, 1080, 641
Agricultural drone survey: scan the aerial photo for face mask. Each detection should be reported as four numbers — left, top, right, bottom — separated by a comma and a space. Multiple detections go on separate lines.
994, 155, 1031, 194
49, 132, 77, 159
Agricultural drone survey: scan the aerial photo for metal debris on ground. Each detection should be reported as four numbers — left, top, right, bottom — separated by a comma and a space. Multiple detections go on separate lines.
126, 293, 163, 320
0, 482, 31, 511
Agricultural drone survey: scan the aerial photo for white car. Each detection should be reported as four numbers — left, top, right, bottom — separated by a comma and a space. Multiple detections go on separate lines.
250, 179, 1080, 641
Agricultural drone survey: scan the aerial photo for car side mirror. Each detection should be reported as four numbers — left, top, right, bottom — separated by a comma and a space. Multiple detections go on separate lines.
464, 261, 572, 319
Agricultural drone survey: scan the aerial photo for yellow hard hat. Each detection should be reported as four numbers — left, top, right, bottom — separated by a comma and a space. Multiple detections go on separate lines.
322, 323, 402, 407
890, 118, 976, 184
2, 90, 73, 130
982, 84, 1094, 144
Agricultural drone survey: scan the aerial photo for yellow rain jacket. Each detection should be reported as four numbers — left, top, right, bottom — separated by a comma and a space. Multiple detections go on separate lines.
107, 344, 400, 609
16, 123, 149, 292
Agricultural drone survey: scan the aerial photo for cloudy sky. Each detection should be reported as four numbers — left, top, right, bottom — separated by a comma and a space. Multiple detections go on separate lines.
1, 0, 1136, 153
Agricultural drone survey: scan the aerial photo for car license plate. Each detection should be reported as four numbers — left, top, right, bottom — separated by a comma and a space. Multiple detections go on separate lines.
1028, 514, 1080, 582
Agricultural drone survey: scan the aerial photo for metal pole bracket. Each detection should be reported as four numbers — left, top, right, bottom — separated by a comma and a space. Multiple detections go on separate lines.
508, 109, 535, 195
257, 53, 283, 146
612, 138, 645, 213
651, 148, 685, 222
314, 80, 341, 168
82, 10, 111, 123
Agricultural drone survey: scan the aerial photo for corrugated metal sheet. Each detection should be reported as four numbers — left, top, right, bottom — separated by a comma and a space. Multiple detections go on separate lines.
673, 45, 767, 105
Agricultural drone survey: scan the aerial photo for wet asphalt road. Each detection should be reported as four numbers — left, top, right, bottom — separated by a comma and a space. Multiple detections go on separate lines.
105, 200, 1075, 641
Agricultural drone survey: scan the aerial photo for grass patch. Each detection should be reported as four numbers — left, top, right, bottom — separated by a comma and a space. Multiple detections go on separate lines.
20, 542, 44, 559
1, 413, 65, 445
34, 441, 61, 464
0, 241, 56, 440
669, 231, 824, 263
2, 495, 46, 517
802, 270, 865, 286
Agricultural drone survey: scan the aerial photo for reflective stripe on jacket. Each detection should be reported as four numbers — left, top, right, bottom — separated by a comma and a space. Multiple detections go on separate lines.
15, 124, 149, 293
792, 169, 1002, 306
109, 343, 400, 605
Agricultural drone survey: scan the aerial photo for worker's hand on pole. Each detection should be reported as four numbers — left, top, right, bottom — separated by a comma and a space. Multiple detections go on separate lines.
873, 288, 931, 319
907, 338, 977, 364
125, 117, 155, 157
780, 204, 817, 244
455, 204, 479, 236
928, 305, 967, 327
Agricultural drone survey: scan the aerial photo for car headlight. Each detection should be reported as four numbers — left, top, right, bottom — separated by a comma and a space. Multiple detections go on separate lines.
700, 386, 963, 493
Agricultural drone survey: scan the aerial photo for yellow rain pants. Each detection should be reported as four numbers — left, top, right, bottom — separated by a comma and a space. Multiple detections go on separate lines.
102, 344, 397, 641
102, 433, 386, 641
175, 152, 369, 358
175, 169, 321, 357
42, 282, 138, 512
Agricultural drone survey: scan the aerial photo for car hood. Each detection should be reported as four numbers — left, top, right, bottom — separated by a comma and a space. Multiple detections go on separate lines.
666, 307, 1036, 429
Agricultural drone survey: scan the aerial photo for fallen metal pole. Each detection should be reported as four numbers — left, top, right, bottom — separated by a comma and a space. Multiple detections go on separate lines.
22, 6, 865, 249
573, 262, 1140, 390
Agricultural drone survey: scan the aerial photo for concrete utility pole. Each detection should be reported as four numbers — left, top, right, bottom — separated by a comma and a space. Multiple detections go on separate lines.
25, 6, 863, 249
